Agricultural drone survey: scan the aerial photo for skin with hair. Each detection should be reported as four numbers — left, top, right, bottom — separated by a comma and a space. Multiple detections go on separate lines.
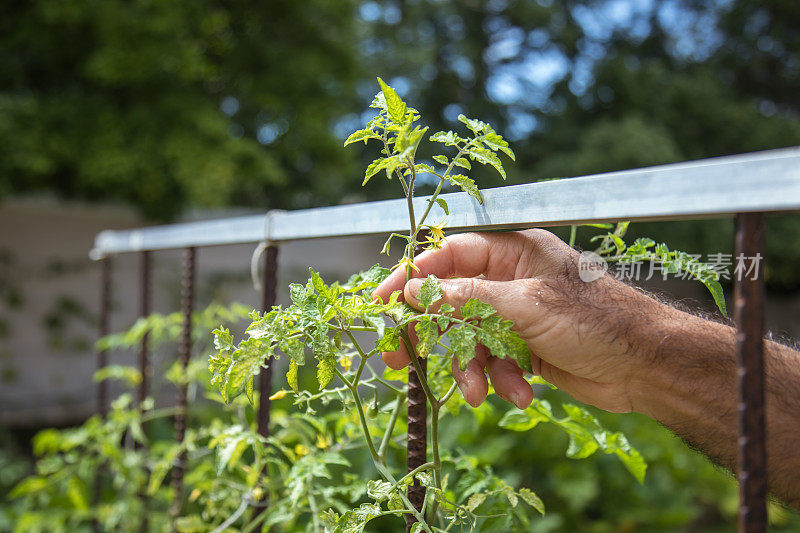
374, 228, 800, 508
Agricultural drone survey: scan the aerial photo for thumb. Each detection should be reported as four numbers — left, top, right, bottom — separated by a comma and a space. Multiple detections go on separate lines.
404, 277, 534, 322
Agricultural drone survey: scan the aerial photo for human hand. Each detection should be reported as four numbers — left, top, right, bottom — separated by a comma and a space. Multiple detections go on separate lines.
373, 229, 673, 413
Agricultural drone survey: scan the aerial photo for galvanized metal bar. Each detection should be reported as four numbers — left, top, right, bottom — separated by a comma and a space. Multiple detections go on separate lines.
97, 256, 112, 417
90, 147, 800, 256
406, 233, 429, 532
171, 247, 196, 520
734, 213, 768, 533
139, 250, 152, 407
258, 246, 279, 439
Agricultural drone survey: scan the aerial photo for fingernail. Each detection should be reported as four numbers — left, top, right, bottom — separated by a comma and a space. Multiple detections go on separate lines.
510, 391, 525, 410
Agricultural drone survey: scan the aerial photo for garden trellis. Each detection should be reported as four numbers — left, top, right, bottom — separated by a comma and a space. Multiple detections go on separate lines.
90, 147, 800, 533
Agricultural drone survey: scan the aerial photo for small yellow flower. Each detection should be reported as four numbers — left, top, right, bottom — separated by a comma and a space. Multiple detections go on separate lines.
269, 390, 288, 401
294, 444, 310, 457
316, 434, 331, 450
340, 354, 353, 372
426, 220, 447, 242
392, 255, 420, 272
251, 487, 265, 501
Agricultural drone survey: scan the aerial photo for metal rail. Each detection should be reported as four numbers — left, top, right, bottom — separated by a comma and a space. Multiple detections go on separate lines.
91, 146, 800, 533
91, 147, 800, 256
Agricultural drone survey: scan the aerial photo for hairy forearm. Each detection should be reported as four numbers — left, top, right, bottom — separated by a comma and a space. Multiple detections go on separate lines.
631, 305, 800, 507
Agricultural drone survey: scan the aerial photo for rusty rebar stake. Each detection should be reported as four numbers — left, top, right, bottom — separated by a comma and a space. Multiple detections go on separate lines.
734, 213, 768, 533
406, 233, 429, 531
97, 256, 112, 418
171, 247, 196, 520
255, 246, 279, 533
139, 250, 152, 407
258, 246, 279, 439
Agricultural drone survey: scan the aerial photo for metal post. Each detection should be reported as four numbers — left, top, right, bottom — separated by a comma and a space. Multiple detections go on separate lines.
734, 213, 768, 533
171, 247, 196, 520
258, 246, 279, 439
97, 256, 112, 417
406, 233, 428, 531
139, 250, 151, 407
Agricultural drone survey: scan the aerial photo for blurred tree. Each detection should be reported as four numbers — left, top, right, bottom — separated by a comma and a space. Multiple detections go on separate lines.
0, 0, 363, 219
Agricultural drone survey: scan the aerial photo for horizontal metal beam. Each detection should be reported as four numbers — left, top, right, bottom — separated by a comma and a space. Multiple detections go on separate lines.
91, 214, 266, 257
91, 147, 800, 256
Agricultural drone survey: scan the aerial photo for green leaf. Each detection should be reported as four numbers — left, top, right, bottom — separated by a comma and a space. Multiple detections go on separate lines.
417, 275, 442, 309
467, 492, 487, 512
317, 355, 336, 390
498, 408, 549, 432
464, 144, 506, 180
448, 174, 483, 203
605, 432, 647, 483
344, 128, 380, 146
448, 326, 477, 370
93, 365, 142, 387
366, 480, 393, 502
461, 299, 495, 320
414, 318, 439, 358
454, 157, 471, 170
432, 154, 448, 165
333, 502, 381, 533
518, 488, 545, 515
430, 130, 464, 147
376, 326, 400, 352
377, 77, 407, 124
287, 360, 299, 392
436, 198, 449, 215
458, 114, 489, 134
364, 156, 401, 185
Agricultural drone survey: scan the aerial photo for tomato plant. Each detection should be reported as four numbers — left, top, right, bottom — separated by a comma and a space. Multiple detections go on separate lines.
209, 79, 658, 532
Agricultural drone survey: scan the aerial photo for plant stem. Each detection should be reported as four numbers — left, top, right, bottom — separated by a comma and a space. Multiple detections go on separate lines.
438, 381, 458, 408
569, 225, 577, 248
333, 367, 379, 462
379, 395, 404, 462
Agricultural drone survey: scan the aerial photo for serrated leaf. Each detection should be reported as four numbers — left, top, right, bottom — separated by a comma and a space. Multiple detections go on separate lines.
430, 130, 464, 147
448, 174, 482, 203
344, 128, 380, 146
432, 154, 448, 165
518, 488, 545, 514
317, 355, 336, 390
467, 492, 487, 512
366, 480, 393, 502
448, 326, 477, 370
458, 114, 489, 133
376, 326, 400, 352
287, 360, 299, 392
461, 299, 495, 320
464, 144, 506, 180
377, 77, 407, 124
454, 157, 471, 170
364, 156, 401, 185
415, 319, 439, 358
418, 275, 442, 308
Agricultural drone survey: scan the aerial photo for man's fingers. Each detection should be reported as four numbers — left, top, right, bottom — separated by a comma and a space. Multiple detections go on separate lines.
451, 345, 489, 407
487, 356, 533, 410
404, 276, 535, 322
